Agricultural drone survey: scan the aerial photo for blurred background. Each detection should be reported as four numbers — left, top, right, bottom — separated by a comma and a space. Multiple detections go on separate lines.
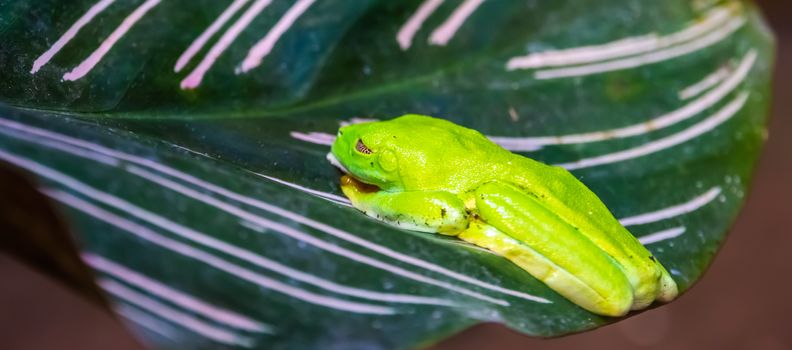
1, 1, 789, 349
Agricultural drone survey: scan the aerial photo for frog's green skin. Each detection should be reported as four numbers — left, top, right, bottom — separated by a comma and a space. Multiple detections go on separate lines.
328, 114, 677, 316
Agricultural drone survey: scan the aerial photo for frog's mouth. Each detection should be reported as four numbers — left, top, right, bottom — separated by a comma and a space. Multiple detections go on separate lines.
341, 175, 380, 193
326, 152, 381, 193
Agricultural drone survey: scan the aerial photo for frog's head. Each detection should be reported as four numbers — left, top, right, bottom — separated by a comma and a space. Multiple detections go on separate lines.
328, 118, 407, 190
328, 114, 494, 191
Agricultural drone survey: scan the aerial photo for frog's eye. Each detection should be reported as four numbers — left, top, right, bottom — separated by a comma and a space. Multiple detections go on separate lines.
355, 139, 373, 155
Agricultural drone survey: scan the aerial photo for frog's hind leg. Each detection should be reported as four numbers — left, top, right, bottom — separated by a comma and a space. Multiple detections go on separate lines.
462, 181, 634, 317
458, 221, 629, 316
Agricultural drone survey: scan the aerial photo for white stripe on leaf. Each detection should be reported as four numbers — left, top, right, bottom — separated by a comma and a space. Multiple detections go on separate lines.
290, 131, 335, 146
678, 64, 732, 100
620, 187, 722, 227
63, 0, 162, 81
181, 0, 273, 89
556, 91, 749, 170
31, 0, 117, 74
491, 50, 756, 151
250, 172, 352, 206
102, 279, 256, 347
174, 0, 252, 73
533, 16, 745, 80
115, 304, 179, 341
238, 0, 317, 73
506, 5, 735, 70
45, 188, 398, 315
428, 0, 485, 46
84, 253, 273, 333
397, 0, 445, 50
638, 227, 687, 245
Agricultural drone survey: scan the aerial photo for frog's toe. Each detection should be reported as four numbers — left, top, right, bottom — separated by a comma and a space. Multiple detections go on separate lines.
656, 266, 679, 302
626, 261, 678, 310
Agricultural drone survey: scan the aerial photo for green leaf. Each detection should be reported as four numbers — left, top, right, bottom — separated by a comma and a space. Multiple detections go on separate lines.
0, 0, 774, 348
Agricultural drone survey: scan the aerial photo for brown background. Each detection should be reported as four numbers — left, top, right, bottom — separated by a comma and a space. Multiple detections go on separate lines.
1, 1, 790, 349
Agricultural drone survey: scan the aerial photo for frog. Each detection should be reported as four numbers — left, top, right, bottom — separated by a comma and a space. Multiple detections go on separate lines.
327, 114, 677, 316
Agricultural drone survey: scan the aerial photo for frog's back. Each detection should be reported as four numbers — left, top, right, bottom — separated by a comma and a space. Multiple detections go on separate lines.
388, 115, 514, 191
394, 115, 501, 153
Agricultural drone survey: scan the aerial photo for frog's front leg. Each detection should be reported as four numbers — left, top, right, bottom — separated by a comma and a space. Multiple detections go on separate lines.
460, 180, 634, 316
340, 175, 468, 234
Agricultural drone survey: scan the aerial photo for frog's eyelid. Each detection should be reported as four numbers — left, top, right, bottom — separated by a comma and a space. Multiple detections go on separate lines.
356, 139, 373, 154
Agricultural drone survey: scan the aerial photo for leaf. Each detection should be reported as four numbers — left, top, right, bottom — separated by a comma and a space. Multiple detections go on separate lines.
0, 0, 774, 349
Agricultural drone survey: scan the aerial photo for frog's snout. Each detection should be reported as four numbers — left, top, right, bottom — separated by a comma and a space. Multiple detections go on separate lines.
327, 152, 350, 174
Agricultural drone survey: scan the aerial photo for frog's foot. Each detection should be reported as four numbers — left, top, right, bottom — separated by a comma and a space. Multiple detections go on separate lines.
339, 175, 468, 234
459, 220, 633, 317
